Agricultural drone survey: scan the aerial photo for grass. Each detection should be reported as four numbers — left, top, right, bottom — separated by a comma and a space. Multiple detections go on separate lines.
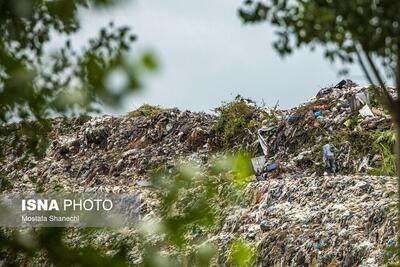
126, 104, 167, 118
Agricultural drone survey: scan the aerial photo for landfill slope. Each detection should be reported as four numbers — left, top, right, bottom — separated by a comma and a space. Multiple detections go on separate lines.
1, 109, 216, 194
0, 81, 398, 266
221, 175, 396, 266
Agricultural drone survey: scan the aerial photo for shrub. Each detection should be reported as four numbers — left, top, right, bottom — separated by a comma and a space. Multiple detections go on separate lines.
213, 96, 268, 148
370, 130, 396, 176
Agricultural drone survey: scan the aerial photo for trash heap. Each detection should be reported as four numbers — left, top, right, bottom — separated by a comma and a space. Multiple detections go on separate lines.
0, 81, 398, 266
217, 175, 396, 266
2, 80, 392, 193
1, 109, 217, 194
257, 80, 393, 176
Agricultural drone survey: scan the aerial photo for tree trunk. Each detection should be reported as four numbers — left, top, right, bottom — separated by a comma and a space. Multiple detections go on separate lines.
390, 105, 400, 246
395, 51, 400, 247
393, 112, 400, 246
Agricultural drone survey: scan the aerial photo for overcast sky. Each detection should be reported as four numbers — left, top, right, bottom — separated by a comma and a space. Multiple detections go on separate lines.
67, 0, 368, 114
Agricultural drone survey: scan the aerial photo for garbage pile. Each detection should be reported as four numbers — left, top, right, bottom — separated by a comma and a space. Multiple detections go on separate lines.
0, 81, 398, 266
2, 80, 392, 193
1, 109, 217, 198
256, 80, 393, 176
217, 174, 396, 266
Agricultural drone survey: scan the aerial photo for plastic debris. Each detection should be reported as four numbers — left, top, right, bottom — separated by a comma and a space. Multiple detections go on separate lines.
251, 156, 266, 175
314, 111, 322, 118
359, 104, 375, 117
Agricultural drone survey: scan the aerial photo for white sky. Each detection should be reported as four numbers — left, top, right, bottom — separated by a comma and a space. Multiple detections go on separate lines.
62, 0, 368, 114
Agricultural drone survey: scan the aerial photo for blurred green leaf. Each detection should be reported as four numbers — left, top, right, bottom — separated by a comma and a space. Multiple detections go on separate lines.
232, 153, 253, 188
230, 239, 255, 267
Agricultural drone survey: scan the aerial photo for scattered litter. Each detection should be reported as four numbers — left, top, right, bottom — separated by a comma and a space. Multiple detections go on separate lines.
251, 156, 266, 175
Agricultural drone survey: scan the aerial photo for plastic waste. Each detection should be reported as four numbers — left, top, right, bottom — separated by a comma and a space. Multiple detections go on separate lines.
359, 104, 374, 117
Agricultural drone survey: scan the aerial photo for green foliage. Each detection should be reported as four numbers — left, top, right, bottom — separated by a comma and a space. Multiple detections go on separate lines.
370, 130, 396, 176
229, 239, 256, 267
190, 244, 217, 267
0, 153, 253, 266
0, 143, 254, 266
214, 100, 252, 145
368, 85, 384, 108
0, 173, 13, 191
146, 153, 253, 263
231, 153, 254, 188
0, 227, 132, 267
127, 104, 167, 118
238, 0, 400, 77
214, 96, 267, 147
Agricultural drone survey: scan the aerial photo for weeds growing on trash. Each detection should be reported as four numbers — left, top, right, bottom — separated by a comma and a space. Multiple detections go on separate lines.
371, 130, 396, 176
213, 96, 267, 152
127, 104, 167, 118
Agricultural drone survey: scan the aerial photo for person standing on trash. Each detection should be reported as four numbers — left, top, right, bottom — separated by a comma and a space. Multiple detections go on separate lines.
323, 141, 336, 175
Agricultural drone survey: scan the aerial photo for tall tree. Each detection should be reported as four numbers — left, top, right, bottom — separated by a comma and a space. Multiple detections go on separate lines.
0, 0, 157, 158
238, 0, 400, 245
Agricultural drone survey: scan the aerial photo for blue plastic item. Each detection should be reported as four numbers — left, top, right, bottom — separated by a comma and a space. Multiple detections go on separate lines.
387, 239, 396, 247
314, 111, 322, 118
266, 162, 278, 172
314, 241, 324, 250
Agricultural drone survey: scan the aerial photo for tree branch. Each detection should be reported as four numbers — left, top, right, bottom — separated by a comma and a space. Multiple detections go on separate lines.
396, 47, 400, 100
355, 47, 374, 86
361, 46, 386, 89
360, 44, 395, 109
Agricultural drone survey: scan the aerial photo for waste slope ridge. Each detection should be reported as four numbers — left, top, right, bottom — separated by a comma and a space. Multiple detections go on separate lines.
1, 80, 395, 194
1, 109, 217, 193
220, 175, 396, 266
